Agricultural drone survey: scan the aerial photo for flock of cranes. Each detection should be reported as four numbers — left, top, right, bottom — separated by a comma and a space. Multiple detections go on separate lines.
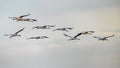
4, 13, 115, 41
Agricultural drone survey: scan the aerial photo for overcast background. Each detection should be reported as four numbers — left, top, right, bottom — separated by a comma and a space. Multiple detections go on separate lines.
0, 0, 120, 68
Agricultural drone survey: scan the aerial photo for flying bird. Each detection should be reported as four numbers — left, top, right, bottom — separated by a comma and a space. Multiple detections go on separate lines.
4, 27, 25, 38
93, 34, 115, 41
63, 33, 82, 40
9, 13, 30, 21
32, 25, 55, 29
53, 27, 73, 32
27, 36, 48, 40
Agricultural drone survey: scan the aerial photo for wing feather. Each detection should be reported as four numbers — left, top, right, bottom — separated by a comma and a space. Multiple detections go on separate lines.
74, 33, 82, 38
15, 27, 25, 34
64, 34, 72, 39
104, 34, 115, 38
19, 13, 30, 18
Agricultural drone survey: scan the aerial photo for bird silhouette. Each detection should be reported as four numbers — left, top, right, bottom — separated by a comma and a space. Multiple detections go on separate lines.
27, 36, 48, 40
64, 33, 82, 40
4, 27, 25, 38
53, 27, 73, 32
93, 34, 115, 41
9, 13, 30, 21
32, 25, 55, 29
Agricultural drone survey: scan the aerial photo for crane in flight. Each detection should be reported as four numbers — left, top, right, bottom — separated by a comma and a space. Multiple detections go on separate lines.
93, 34, 115, 41
9, 13, 30, 21
53, 27, 73, 32
9, 13, 37, 22
27, 36, 48, 40
4, 27, 25, 38
63, 33, 82, 41
32, 25, 55, 29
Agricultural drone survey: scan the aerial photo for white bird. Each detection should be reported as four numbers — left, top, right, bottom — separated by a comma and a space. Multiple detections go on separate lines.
53, 27, 73, 32
64, 33, 82, 40
93, 34, 115, 41
9, 13, 30, 21
32, 25, 55, 29
27, 36, 48, 40
4, 27, 25, 38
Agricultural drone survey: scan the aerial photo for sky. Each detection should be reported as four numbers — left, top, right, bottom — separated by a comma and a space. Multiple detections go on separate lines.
0, 0, 120, 68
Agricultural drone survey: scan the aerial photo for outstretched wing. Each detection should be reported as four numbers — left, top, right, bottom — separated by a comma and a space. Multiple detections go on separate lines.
46, 25, 55, 27
27, 37, 35, 40
4, 34, 12, 36
18, 13, 30, 18
53, 29, 59, 31
32, 26, 41, 29
9, 17, 17, 20
88, 31, 94, 33
15, 27, 25, 34
65, 27, 73, 30
29, 19, 37, 22
41, 36, 48, 39
74, 33, 82, 38
104, 34, 115, 38
64, 34, 72, 39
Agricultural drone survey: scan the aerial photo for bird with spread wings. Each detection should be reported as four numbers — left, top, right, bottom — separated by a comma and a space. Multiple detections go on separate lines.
93, 34, 115, 41
9, 13, 37, 22
9, 13, 30, 21
4, 27, 25, 38
53, 27, 73, 32
64, 33, 82, 40
27, 36, 48, 40
32, 25, 55, 29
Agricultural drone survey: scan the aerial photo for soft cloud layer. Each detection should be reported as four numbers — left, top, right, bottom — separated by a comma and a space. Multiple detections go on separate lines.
0, 32, 120, 68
